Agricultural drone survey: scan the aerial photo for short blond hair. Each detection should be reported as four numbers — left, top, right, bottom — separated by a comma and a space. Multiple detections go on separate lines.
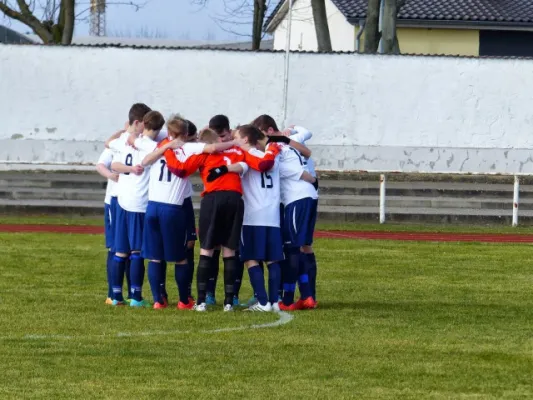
198, 128, 219, 144
167, 117, 188, 139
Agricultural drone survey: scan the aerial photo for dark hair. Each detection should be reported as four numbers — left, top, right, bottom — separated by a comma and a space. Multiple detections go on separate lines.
237, 125, 265, 146
186, 120, 197, 137
128, 103, 151, 125
252, 114, 279, 133
143, 111, 165, 131
209, 114, 230, 135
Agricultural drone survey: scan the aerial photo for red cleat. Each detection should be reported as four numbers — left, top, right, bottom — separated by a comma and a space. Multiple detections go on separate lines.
188, 296, 196, 305
177, 301, 194, 310
295, 297, 317, 310
153, 302, 168, 309
278, 301, 298, 311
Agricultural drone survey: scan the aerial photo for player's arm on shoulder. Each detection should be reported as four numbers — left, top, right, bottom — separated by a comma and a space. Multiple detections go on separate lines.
164, 149, 204, 178
105, 128, 126, 149
289, 140, 311, 158
203, 140, 237, 154
244, 148, 276, 173
290, 125, 313, 143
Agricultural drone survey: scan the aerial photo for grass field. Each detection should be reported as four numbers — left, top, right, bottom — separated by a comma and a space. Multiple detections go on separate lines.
1, 225, 533, 399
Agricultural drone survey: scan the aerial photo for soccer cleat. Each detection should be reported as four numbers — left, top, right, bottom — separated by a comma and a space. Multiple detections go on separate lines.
153, 302, 167, 309
206, 293, 216, 305
188, 296, 196, 305
271, 302, 280, 312
233, 296, 240, 307
177, 301, 194, 310
162, 296, 169, 308
111, 299, 126, 306
193, 302, 207, 312
241, 296, 257, 307
130, 299, 151, 308
245, 302, 272, 312
278, 301, 298, 311
223, 304, 234, 312
105, 297, 113, 305
295, 297, 317, 310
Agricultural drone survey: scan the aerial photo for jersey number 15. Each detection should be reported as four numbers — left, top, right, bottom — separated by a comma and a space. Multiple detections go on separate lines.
261, 172, 273, 189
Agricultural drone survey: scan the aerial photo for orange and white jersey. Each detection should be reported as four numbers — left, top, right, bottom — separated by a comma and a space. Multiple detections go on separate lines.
279, 144, 318, 206
146, 139, 193, 206
241, 146, 281, 227
110, 133, 156, 213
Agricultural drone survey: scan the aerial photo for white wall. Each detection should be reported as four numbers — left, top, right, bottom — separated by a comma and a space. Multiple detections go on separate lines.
2, 45, 533, 174
272, 0, 355, 52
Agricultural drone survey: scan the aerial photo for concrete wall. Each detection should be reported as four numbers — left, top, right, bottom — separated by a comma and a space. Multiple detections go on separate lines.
397, 28, 480, 56
272, 0, 355, 51
2, 45, 533, 174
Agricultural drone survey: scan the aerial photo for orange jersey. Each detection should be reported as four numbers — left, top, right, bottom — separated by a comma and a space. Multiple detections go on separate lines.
242, 142, 282, 172
164, 146, 245, 196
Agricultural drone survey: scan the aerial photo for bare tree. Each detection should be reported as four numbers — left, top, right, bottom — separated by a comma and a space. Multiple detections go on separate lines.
192, 0, 270, 50
310, 0, 331, 51
0, 0, 147, 45
364, 0, 404, 54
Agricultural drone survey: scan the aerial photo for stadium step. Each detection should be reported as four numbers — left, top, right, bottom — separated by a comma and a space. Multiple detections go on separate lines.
0, 170, 532, 225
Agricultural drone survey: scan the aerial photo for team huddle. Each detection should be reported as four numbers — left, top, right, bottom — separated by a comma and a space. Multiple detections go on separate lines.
96, 103, 319, 312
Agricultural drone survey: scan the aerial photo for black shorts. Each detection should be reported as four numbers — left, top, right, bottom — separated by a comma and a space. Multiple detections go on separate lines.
199, 191, 244, 251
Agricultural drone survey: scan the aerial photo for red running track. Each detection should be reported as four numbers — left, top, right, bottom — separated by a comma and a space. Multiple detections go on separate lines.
1, 224, 533, 243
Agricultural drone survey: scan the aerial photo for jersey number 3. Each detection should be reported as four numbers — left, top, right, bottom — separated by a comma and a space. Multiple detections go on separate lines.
261, 172, 273, 189
159, 160, 172, 182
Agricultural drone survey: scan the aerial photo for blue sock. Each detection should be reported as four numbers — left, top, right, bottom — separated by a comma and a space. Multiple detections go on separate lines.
298, 252, 312, 300
161, 261, 168, 300
282, 247, 299, 305
267, 262, 281, 305
186, 248, 195, 297
129, 253, 145, 301
306, 253, 317, 300
148, 261, 163, 304
106, 250, 114, 298
247, 265, 268, 306
175, 263, 190, 304
111, 255, 126, 302
125, 257, 132, 299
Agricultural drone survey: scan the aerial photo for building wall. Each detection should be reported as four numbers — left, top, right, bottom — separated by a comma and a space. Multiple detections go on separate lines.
2, 45, 533, 173
397, 28, 480, 56
272, 0, 355, 51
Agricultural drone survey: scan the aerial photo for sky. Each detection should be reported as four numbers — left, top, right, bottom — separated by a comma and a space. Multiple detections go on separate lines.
1, 0, 278, 42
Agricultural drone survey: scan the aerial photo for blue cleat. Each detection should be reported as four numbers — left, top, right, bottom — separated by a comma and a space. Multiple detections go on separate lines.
206, 293, 216, 305
233, 296, 240, 307
129, 299, 151, 308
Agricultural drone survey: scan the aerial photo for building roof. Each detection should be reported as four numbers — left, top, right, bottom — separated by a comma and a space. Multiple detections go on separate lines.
265, 0, 533, 31
0, 25, 34, 44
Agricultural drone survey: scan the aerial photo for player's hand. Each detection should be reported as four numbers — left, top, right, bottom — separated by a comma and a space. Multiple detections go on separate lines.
267, 135, 290, 144
131, 164, 144, 176
312, 177, 319, 191
109, 173, 119, 182
280, 128, 292, 137
207, 165, 228, 182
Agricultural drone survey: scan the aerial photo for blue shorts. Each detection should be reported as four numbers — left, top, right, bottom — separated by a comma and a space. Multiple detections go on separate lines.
114, 204, 145, 254
142, 201, 187, 262
183, 196, 197, 242
283, 197, 317, 248
104, 196, 118, 250
240, 225, 284, 262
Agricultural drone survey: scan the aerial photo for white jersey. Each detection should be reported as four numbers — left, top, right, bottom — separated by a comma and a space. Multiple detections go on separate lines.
97, 148, 118, 204
110, 133, 156, 213
144, 144, 191, 206
279, 144, 318, 206
241, 145, 281, 227
175, 142, 206, 162
289, 125, 316, 177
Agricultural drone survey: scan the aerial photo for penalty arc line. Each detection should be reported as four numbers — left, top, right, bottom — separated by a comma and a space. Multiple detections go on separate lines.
0, 311, 294, 341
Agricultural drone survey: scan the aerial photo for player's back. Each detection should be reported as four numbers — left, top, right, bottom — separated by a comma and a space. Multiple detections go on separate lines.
241, 147, 280, 227
279, 145, 317, 206
111, 133, 154, 212
199, 147, 245, 195
148, 139, 191, 206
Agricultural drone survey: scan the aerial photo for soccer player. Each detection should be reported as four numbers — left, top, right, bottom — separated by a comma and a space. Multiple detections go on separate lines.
163, 128, 248, 312
209, 125, 284, 312
108, 107, 164, 307
252, 115, 318, 310
128, 117, 195, 310
96, 147, 120, 305
205, 115, 233, 305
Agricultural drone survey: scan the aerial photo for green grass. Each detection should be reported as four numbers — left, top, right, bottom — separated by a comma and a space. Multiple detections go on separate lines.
1, 233, 533, 398
2, 213, 533, 234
